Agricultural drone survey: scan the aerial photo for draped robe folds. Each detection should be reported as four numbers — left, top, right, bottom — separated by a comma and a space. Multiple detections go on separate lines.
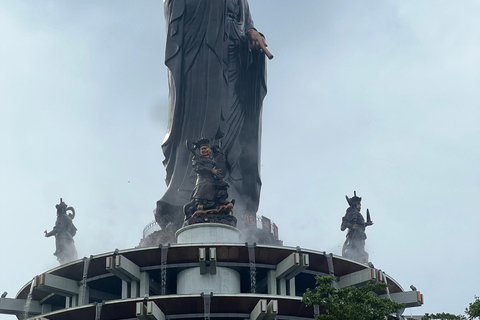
157, 0, 267, 227
46, 214, 78, 264
341, 207, 368, 263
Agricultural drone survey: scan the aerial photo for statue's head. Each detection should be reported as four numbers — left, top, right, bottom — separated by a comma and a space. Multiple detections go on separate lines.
197, 138, 210, 147
354, 202, 361, 211
56, 198, 67, 215
348, 192, 362, 210
197, 138, 211, 156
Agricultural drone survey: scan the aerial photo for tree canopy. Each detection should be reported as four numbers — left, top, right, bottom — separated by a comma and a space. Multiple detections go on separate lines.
465, 296, 480, 319
421, 313, 466, 320
420, 296, 480, 320
302, 275, 404, 320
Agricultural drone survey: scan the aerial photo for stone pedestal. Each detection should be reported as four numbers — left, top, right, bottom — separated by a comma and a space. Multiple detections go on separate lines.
176, 223, 240, 244
175, 223, 242, 294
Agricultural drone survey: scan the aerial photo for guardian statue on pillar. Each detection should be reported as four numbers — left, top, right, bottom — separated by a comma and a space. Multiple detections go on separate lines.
341, 191, 373, 264
183, 138, 237, 227
45, 198, 78, 265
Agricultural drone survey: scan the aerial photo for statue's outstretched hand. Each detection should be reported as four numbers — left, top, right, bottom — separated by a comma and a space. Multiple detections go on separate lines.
366, 221, 374, 226
247, 29, 273, 60
44, 230, 48, 237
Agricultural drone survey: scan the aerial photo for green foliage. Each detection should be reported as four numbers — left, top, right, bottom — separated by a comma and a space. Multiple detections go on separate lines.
302, 275, 404, 320
420, 296, 480, 320
422, 312, 467, 320
465, 296, 480, 319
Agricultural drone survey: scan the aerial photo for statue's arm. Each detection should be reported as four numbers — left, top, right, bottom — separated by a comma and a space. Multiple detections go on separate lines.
195, 162, 213, 174
342, 217, 355, 230
343, 209, 357, 230
164, 0, 186, 64
44, 227, 57, 237
45, 216, 67, 237
243, 0, 255, 33
164, 0, 183, 23
243, 0, 273, 59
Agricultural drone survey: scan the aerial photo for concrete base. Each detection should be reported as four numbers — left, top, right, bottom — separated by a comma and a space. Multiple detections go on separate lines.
176, 223, 240, 244
177, 267, 240, 294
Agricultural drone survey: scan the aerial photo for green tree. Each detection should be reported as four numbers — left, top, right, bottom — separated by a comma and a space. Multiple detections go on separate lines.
465, 296, 480, 319
421, 296, 480, 320
302, 275, 404, 320
421, 312, 466, 320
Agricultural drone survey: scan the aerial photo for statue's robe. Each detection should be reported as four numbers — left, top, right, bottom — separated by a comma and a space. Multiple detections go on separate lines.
158, 0, 267, 227
46, 214, 78, 264
341, 207, 369, 263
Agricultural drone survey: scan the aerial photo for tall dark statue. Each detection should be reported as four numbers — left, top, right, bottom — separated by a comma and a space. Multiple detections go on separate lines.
341, 192, 373, 264
44, 198, 78, 265
156, 0, 272, 229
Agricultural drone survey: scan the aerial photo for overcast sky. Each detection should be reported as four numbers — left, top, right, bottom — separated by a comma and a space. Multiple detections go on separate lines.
1, 1, 479, 318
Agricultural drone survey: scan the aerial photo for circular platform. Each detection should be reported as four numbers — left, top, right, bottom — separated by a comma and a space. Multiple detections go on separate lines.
3, 243, 420, 320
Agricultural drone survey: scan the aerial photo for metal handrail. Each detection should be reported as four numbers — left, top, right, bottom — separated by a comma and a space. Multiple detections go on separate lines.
142, 215, 278, 239
142, 220, 160, 239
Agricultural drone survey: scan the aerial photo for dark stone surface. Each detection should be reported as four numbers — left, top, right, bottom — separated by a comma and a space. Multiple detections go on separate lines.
156, 0, 268, 228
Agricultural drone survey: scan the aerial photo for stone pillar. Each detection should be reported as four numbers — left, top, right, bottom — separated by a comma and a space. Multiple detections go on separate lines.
175, 223, 241, 295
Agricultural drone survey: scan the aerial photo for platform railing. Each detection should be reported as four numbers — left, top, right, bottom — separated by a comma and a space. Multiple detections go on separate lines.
142, 215, 278, 240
